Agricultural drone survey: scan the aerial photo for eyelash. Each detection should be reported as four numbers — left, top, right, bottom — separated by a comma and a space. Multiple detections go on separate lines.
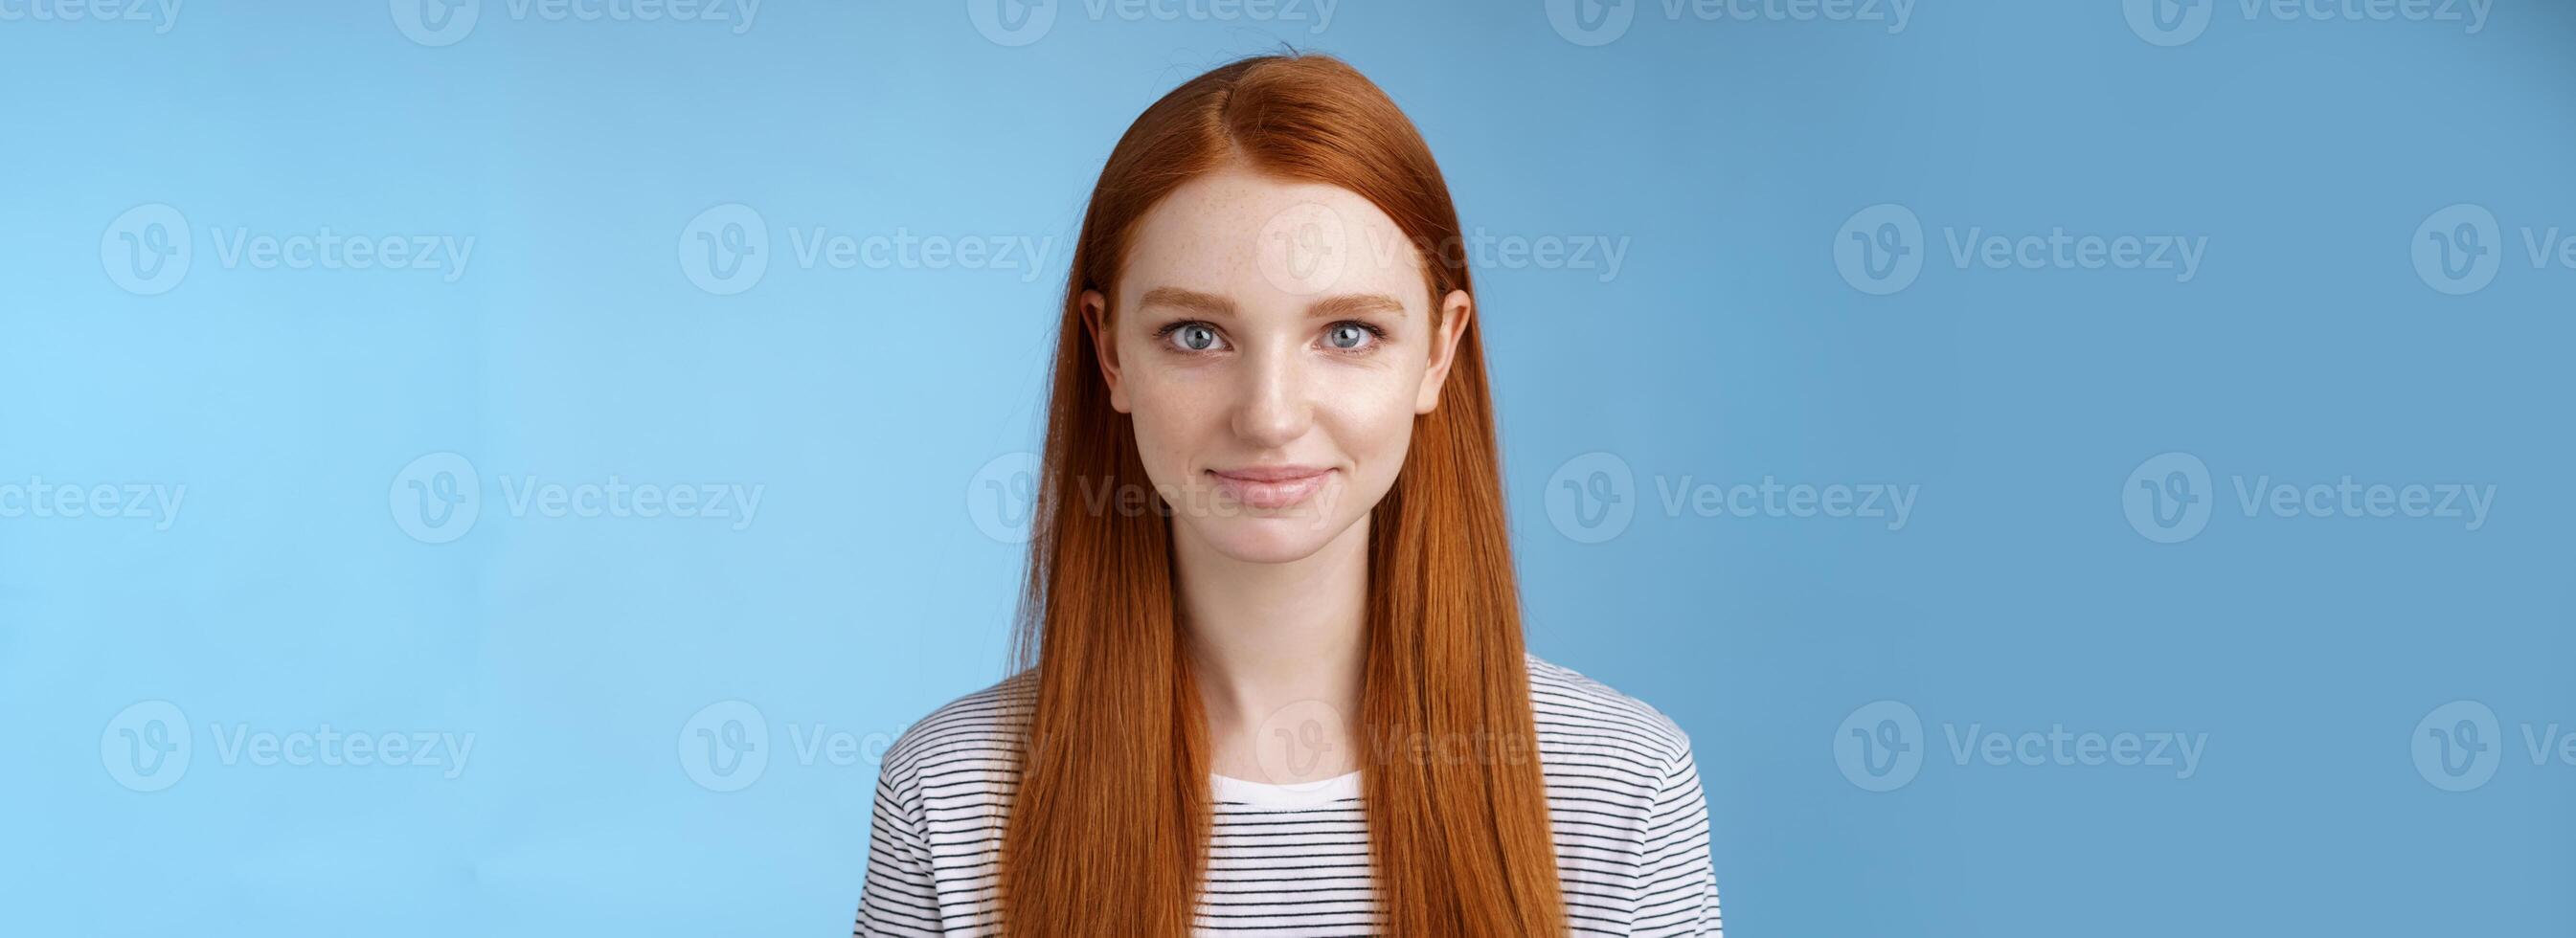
1152, 321, 1388, 355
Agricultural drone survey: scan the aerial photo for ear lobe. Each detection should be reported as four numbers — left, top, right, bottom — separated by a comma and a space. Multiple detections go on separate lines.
1081, 289, 1132, 413
1415, 290, 1474, 413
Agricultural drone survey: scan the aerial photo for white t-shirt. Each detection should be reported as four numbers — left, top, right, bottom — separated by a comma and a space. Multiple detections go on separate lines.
854, 653, 1722, 936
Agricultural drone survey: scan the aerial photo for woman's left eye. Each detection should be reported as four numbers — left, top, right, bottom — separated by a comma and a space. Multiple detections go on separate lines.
1323, 323, 1381, 351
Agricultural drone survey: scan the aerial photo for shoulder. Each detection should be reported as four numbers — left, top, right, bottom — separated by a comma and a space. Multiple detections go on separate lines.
875, 668, 1035, 792
1524, 651, 1695, 779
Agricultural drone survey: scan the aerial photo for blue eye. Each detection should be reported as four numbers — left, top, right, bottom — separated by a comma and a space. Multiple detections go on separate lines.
1324, 322, 1380, 351
1164, 323, 1225, 352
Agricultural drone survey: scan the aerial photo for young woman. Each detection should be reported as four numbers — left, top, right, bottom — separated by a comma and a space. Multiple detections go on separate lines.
856, 53, 1720, 937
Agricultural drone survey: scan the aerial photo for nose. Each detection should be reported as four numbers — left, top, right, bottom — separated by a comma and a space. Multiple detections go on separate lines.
1229, 341, 1314, 450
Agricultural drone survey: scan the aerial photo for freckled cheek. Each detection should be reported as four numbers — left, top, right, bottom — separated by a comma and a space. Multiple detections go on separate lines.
1126, 379, 1228, 481
1314, 377, 1420, 467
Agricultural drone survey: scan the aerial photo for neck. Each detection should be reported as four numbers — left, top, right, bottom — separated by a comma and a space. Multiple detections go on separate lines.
1172, 516, 1372, 763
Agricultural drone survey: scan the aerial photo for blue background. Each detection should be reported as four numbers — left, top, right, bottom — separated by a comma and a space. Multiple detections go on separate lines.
5, 1, 2570, 935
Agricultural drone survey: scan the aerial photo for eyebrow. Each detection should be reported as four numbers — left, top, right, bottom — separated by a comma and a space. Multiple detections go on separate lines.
1137, 286, 1406, 320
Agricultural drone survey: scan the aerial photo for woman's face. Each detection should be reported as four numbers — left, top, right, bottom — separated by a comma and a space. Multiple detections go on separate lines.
1083, 167, 1473, 565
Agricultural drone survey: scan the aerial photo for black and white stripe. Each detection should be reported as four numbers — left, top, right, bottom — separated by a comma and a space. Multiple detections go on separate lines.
855, 653, 1721, 936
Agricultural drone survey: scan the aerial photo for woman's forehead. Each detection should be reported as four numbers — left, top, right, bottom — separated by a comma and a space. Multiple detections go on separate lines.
1120, 168, 1429, 311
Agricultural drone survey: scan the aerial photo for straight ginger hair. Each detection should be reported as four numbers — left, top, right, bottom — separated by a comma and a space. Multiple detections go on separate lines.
999, 53, 1567, 937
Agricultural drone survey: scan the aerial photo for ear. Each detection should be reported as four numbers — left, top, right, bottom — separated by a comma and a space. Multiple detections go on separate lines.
1080, 289, 1132, 413
1414, 289, 1474, 413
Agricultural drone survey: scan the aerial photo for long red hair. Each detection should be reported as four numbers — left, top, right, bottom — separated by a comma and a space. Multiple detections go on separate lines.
1000, 52, 1565, 937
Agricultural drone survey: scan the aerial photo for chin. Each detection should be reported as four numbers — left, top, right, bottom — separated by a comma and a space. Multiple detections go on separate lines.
1181, 513, 1362, 565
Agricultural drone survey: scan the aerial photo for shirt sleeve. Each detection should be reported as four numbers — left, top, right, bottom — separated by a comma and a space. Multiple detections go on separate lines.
1630, 734, 1721, 937
854, 764, 948, 937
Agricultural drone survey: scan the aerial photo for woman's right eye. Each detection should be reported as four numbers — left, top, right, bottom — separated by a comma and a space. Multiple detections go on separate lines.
1161, 323, 1227, 353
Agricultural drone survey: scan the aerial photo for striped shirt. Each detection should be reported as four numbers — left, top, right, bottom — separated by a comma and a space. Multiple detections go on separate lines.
855, 653, 1721, 936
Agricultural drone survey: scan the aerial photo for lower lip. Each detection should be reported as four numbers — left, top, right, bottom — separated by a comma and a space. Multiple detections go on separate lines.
1209, 470, 1332, 509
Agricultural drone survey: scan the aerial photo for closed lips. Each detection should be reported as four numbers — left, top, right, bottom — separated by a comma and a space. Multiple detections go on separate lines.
1208, 467, 1332, 509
